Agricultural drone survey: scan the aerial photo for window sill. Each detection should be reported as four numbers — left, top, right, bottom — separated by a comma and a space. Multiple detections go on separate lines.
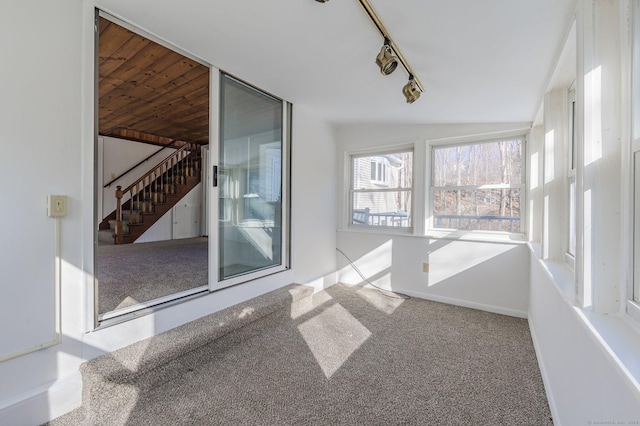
533, 254, 576, 303
338, 227, 528, 245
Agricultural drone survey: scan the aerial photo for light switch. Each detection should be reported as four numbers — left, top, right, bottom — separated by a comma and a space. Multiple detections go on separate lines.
48, 195, 68, 217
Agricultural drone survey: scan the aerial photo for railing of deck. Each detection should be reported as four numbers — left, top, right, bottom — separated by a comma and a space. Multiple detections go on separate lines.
352, 210, 520, 232
434, 214, 520, 232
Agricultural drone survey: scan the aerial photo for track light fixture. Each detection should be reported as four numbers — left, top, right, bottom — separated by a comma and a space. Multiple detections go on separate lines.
358, 0, 424, 103
313, 0, 424, 103
375, 39, 398, 76
402, 76, 421, 104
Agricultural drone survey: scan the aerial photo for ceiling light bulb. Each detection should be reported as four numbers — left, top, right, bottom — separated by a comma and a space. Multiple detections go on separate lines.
402, 78, 421, 104
376, 44, 398, 76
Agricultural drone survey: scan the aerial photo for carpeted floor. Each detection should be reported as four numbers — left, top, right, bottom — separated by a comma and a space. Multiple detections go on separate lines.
58, 283, 552, 425
97, 237, 209, 314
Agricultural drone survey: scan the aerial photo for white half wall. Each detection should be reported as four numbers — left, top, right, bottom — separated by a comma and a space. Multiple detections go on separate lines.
529, 249, 640, 425
337, 232, 529, 317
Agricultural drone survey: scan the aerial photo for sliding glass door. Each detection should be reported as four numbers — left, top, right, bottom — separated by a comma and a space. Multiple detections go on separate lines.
217, 74, 290, 287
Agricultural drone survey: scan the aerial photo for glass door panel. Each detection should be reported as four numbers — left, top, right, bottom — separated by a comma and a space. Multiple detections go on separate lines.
218, 74, 286, 284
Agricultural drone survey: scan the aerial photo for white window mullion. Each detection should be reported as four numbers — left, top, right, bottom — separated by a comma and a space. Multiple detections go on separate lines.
567, 84, 577, 262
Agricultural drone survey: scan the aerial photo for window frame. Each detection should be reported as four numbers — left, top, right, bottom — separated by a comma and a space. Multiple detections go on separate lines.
566, 83, 577, 268
630, 0, 640, 317
215, 72, 292, 290
427, 134, 527, 239
347, 145, 415, 233
634, 154, 640, 305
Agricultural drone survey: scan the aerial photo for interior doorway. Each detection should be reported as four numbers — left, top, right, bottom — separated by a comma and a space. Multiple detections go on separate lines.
95, 13, 210, 320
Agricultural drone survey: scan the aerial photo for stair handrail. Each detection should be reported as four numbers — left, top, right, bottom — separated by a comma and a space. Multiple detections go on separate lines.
114, 143, 200, 242
104, 143, 177, 188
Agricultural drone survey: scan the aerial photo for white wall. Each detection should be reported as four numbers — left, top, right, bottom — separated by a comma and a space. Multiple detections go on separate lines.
0, 4, 338, 425
0, 1, 86, 424
291, 106, 339, 290
335, 123, 533, 317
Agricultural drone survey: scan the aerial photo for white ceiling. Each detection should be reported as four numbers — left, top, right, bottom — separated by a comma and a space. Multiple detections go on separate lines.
95, 0, 576, 125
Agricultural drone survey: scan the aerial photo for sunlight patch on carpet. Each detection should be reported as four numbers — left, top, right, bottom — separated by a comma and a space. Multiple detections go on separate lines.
355, 285, 405, 315
297, 303, 371, 378
290, 291, 332, 319
238, 307, 255, 319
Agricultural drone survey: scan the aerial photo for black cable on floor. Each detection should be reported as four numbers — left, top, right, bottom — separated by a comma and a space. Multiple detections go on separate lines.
336, 248, 410, 300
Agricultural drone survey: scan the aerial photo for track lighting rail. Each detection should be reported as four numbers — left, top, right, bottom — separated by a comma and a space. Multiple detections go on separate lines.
356, 0, 424, 93
315, 0, 424, 103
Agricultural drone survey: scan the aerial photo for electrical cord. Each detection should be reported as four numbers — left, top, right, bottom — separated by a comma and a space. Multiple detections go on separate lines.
336, 248, 410, 300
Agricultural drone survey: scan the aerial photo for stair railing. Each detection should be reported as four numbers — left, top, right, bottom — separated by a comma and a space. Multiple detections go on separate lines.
114, 143, 200, 241
104, 143, 175, 188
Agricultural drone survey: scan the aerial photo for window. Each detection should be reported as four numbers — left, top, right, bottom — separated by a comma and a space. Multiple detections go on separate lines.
350, 150, 413, 229
431, 137, 524, 233
370, 158, 389, 185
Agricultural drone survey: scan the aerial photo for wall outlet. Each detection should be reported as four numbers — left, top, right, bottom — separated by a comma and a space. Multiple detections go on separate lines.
422, 262, 429, 273
48, 195, 68, 218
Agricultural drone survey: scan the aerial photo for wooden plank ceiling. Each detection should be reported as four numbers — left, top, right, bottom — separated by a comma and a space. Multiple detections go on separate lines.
99, 17, 210, 146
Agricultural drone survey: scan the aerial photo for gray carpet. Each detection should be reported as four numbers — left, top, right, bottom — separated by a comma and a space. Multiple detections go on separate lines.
51, 283, 552, 425
97, 237, 208, 314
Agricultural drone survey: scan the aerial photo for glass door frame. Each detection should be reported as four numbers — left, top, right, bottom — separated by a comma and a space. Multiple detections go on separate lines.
210, 72, 291, 291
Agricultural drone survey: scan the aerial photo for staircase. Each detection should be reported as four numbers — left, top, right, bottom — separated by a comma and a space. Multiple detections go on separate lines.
100, 143, 202, 244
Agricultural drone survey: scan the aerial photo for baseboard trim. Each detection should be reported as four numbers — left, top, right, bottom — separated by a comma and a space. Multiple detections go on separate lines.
0, 372, 82, 426
528, 313, 561, 426
398, 288, 528, 319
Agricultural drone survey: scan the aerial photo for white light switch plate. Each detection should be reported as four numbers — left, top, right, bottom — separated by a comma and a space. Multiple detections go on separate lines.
48, 195, 68, 217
